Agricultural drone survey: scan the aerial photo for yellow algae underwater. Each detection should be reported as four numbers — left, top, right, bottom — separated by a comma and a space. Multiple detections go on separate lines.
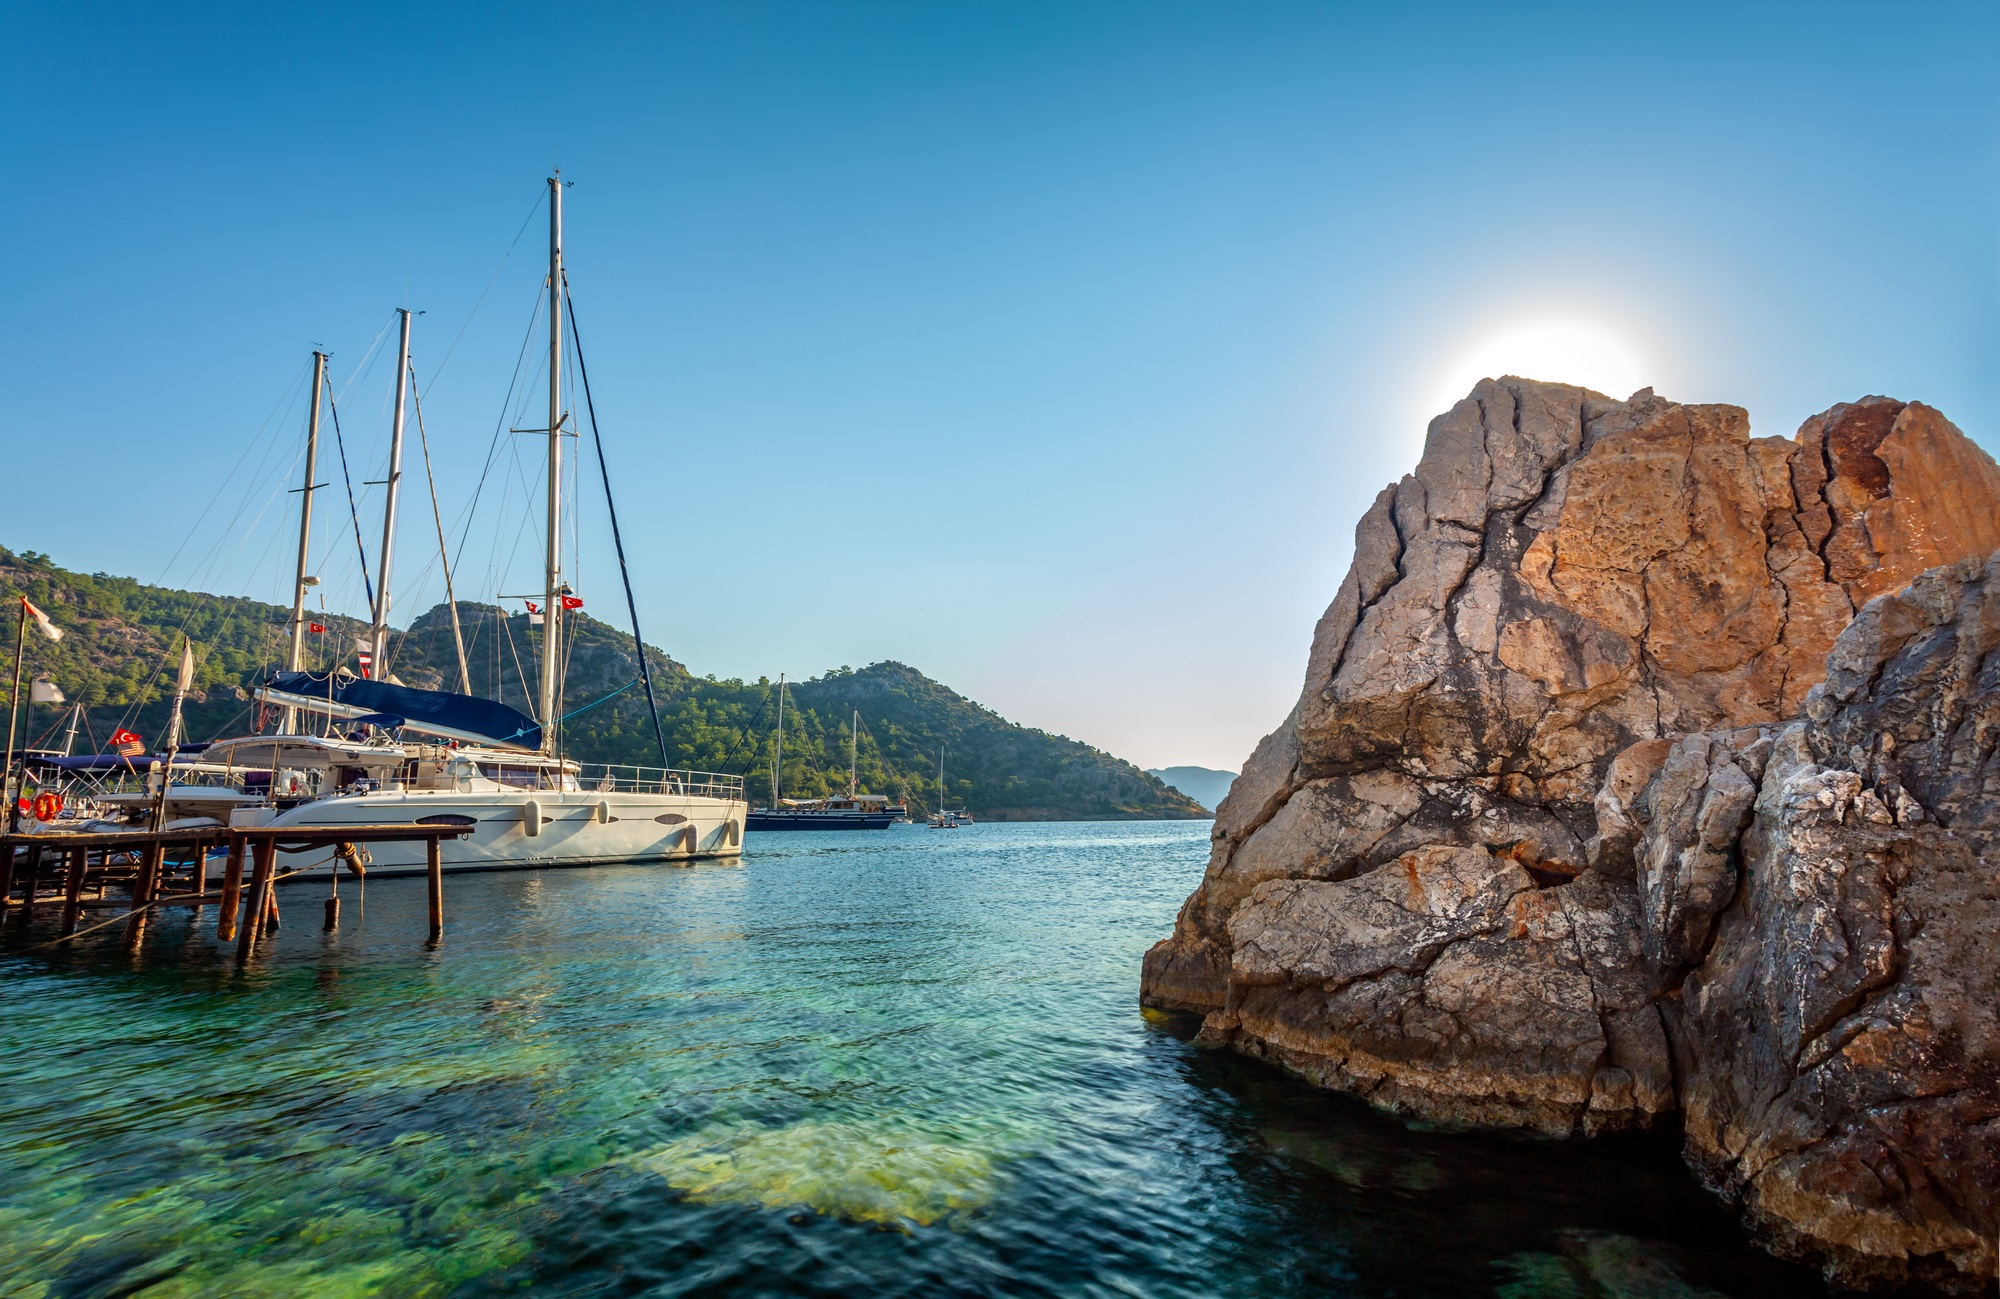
633, 1121, 999, 1227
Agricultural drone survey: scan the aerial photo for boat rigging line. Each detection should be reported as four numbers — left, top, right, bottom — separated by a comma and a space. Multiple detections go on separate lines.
427, 188, 545, 388
407, 362, 473, 694
563, 276, 672, 770
449, 284, 546, 591
322, 364, 378, 617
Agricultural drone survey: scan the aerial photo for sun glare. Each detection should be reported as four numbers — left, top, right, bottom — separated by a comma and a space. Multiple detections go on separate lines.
1429, 321, 1650, 420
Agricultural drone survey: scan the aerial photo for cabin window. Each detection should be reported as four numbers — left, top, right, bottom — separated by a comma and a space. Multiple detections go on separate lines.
479, 764, 540, 790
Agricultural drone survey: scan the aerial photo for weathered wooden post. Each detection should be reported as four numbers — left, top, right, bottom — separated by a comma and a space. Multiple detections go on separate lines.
59, 846, 85, 935
124, 841, 162, 944
216, 836, 245, 942
426, 836, 443, 942
235, 838, 275, 962
15, 842, 42, 926
187, 835, 209, 903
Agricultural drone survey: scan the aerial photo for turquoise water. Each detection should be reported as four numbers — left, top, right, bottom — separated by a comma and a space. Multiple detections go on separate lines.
0, 821, 1825, 1298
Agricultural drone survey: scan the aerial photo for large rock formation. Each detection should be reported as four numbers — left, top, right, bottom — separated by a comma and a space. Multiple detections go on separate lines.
1663, 555, 2000, 1291
1142, 380, 2000, 1288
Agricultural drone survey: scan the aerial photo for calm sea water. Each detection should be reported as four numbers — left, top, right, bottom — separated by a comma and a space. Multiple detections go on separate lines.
0, 821, 1826, 1298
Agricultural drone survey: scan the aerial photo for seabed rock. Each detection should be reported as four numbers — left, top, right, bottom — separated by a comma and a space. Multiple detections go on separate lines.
1143, 380, 2000, 1290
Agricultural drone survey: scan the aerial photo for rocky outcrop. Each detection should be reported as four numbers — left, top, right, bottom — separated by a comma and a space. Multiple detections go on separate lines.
1142, 379, 2000, 1288
1663, 555, 2000, 1291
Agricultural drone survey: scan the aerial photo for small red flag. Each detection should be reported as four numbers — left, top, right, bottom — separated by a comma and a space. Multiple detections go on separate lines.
109, 728, 144, 757
355, 650, 373, 680
308, 621, 326, 635
525, 601, 543, 626
560, 595, 584, 610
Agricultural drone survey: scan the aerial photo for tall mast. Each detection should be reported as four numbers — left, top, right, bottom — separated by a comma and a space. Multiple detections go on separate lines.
773, 674, 785, 806
850, 709, 858, 798
285, 350, 326, 732
371, 311, 412, 679
539, 174, 565, 753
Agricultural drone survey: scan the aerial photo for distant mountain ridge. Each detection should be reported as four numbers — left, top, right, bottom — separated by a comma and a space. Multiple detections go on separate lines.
1146, 766, 1236, 813
0, 547, 1202, 821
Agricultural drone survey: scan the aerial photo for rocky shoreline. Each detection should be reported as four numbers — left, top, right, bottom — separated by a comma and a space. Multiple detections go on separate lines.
1143, 380, 2000, 1291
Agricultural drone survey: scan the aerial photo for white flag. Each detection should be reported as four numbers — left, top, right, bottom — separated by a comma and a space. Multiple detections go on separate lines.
175, 639, 196, 693
21, 598, 62, 642
30, 678, 63, 704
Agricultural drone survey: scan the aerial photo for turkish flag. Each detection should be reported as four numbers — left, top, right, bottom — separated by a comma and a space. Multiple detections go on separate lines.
109, 728, 144, 756
308, 622, 326, 634
560, 595, 584, 610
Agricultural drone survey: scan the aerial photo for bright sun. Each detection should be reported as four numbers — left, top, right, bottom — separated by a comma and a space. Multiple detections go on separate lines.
1429, 321, 1649, 420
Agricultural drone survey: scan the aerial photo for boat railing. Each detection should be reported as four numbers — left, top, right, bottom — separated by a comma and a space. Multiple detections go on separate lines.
573, 764, 745, 800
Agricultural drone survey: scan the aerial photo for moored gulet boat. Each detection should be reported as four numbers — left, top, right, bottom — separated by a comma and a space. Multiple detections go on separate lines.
172, 176, 744, 876
745, 703, 906, 831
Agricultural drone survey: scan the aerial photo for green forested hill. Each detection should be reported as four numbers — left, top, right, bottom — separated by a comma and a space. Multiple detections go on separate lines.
0, 548, 1202, 821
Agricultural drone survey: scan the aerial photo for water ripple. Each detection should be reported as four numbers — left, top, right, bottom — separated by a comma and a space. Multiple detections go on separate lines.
0, 822, 1827, 1297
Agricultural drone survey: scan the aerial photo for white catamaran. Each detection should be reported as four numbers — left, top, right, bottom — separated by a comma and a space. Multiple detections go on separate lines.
138, 177, 745, 876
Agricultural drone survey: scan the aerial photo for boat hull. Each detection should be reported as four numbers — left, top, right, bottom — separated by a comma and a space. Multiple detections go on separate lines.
246, 788, 746, 878
745, 809, 897, 831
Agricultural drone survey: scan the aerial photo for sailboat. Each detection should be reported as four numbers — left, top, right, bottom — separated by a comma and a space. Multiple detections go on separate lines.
745, 701, 903, 830
926, 746, 971, 828
138, 177, 746, 876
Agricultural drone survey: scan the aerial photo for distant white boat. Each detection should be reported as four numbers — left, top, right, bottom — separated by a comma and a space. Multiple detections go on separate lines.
925, 746, 972, 828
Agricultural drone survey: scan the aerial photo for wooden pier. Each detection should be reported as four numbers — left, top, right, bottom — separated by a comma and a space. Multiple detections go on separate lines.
0, 823, 472, 955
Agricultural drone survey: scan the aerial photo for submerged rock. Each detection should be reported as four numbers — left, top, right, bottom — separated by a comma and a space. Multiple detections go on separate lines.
1143, 379, 2000, 1288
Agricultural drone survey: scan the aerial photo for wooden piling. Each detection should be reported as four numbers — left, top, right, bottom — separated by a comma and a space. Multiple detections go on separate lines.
216, 837, 245, 942
3, 822, 467, 954
426, 837, 443, 942
60, 847, 85, 935
323, 895, 340, 932
15, 844, 43, 927
123, 842, 162, 944
235, 838, 275, 962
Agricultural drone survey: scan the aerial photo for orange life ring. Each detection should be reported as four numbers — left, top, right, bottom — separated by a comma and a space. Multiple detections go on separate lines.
32, 791, 61, 822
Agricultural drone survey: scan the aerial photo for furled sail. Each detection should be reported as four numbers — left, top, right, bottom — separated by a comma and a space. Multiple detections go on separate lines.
257, 670, 543, 751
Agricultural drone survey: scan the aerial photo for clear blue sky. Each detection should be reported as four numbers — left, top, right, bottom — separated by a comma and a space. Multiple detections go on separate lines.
3, 2, 1996, 770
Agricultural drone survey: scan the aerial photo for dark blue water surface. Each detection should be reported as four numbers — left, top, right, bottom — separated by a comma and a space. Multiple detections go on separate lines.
0, 821, 1827, 1297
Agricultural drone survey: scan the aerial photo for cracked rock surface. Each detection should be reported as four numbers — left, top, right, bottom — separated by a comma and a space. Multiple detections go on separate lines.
1141, 378, 2000, 1289
1669, 554, 2000, 1293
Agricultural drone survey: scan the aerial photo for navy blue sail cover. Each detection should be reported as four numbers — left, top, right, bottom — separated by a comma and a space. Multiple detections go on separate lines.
262, 671, 543, 751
